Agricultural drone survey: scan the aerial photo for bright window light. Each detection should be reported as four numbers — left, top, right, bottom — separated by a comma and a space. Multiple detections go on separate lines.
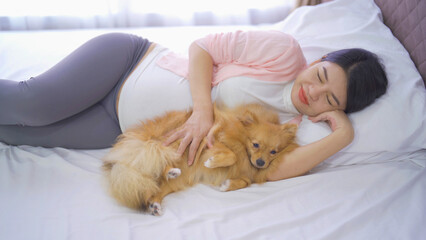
0, 0, 292, 17
131, 0, 289, 15
0, 0, 117, 16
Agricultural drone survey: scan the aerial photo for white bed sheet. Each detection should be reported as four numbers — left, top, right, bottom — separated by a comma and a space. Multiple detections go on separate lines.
1, 142, 425, 240
1, 25, 425, 240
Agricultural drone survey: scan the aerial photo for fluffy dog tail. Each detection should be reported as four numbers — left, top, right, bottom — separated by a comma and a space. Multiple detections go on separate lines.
103, 137, 180, 210
106, 162, 159, 210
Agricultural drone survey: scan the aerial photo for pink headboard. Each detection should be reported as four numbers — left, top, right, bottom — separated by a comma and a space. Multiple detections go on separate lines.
374, 0, 426, 85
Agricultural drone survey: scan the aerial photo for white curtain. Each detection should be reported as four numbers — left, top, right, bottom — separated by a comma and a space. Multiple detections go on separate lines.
0, 0, 296, 30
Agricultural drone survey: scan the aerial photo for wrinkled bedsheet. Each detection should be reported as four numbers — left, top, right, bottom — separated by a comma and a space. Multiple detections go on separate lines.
1, 143, 425, 239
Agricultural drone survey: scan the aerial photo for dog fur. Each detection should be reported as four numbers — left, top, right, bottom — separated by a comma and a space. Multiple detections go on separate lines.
102, 104, 298, 215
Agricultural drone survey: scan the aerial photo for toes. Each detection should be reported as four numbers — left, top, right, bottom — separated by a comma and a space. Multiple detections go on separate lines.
167, 168, 181, 179
219, 179, 230, 192
149, 202, 163, 216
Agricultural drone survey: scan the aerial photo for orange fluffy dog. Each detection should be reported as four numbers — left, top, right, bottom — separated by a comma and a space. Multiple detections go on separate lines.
103, 104, 298, 215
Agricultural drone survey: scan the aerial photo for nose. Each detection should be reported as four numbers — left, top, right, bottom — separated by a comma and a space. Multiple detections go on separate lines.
256, 158, 265, 167
309, 84, 327, 101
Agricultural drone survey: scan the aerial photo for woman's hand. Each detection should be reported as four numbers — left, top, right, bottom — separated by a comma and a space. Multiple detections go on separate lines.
164, 42, 214, 166
267, 110, 354, 182
163, 109, 214, 166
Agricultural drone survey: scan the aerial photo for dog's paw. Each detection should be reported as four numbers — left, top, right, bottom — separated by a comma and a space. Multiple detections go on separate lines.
167, 168, 181, 179
148, 202, 163, 216
204, 157, 214, 168
219, 179, 231, 192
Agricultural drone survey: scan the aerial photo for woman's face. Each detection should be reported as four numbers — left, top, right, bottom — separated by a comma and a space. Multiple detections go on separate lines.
291, 61, 348, 117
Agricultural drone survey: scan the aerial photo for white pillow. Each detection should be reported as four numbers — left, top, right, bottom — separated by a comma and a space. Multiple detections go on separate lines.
272, 0, 425, 162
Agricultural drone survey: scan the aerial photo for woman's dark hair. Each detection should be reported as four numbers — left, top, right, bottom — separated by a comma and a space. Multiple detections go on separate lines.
321, 48, 388, 114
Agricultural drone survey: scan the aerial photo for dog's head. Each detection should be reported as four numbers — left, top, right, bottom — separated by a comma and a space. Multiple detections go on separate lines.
239, 110, 298, 169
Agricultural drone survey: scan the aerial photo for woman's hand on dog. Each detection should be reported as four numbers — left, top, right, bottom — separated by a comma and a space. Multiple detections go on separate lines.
163, 109, 214, 166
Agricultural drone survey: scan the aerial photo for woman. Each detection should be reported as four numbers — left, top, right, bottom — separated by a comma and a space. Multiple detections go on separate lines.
0, 31, 388, 181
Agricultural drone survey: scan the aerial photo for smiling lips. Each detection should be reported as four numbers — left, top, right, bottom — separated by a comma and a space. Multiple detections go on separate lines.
298, 86, 309, 105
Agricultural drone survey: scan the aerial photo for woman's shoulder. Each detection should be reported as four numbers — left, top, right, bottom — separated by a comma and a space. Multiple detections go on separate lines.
244, 30, 298, 42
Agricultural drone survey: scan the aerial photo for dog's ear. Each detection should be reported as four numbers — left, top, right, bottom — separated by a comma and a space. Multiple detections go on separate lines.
238, 110, 259, 126
282, 123, 298, 135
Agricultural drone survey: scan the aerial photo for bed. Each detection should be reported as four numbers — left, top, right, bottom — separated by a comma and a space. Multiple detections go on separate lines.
1, 0, 425, 239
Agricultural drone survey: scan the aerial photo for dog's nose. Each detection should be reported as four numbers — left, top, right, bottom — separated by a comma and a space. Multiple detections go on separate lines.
256, 159, 265, 167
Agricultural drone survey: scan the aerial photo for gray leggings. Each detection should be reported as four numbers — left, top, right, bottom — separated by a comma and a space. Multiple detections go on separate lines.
0, 33, 151, 149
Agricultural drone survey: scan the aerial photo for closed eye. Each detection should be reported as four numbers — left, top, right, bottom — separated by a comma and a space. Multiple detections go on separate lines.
321, 66, 341, 107
327, 95, 332, 106
317, 70, 323, 83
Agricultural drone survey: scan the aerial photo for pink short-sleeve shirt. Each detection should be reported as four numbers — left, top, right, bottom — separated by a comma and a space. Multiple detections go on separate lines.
157, 30, 307, 86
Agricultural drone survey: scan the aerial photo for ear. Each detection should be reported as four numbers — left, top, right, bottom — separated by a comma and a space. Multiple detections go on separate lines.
238, 110, 259, 127
282, 123, 298, 135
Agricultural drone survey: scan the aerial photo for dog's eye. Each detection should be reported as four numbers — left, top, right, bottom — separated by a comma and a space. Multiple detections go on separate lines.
270, 150, 277, 155
253, 143, 259, 148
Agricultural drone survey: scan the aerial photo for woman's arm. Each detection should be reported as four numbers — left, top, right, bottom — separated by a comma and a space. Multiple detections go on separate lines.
163, 42, 214, 165
267, 110, 354, 181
